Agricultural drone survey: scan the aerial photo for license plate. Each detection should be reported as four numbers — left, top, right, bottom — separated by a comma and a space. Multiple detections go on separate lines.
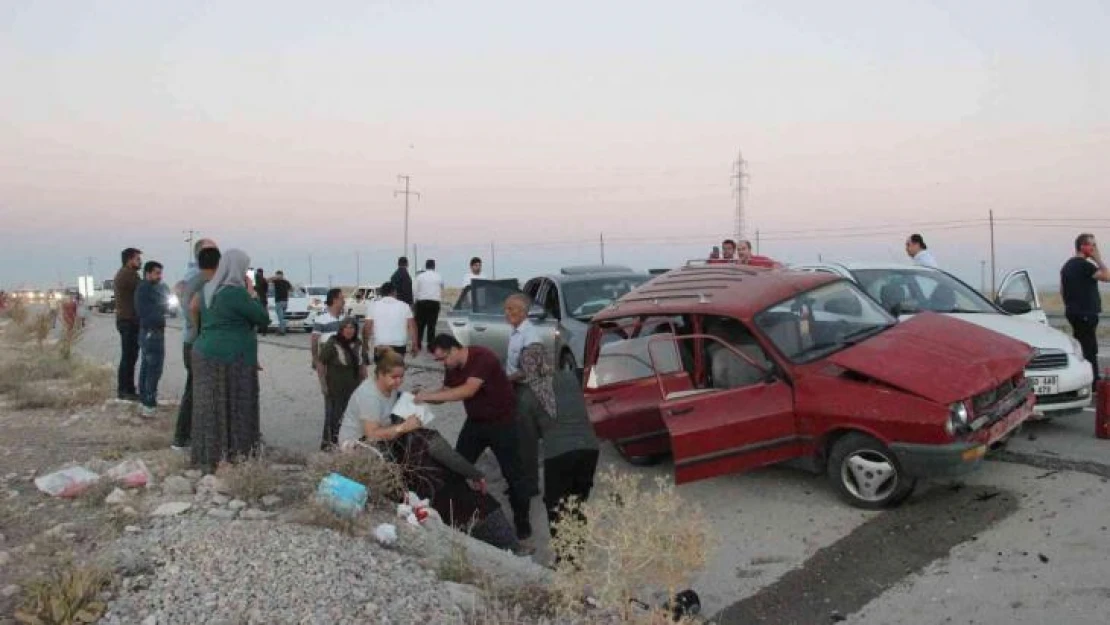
1029, 375, 1059, 396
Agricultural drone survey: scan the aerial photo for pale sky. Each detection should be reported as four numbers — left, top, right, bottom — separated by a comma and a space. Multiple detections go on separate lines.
1, 0, 1108, 291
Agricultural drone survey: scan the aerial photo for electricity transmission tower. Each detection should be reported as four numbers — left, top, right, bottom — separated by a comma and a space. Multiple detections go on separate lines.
395, 175, 421, 259
731, 151, 749, 241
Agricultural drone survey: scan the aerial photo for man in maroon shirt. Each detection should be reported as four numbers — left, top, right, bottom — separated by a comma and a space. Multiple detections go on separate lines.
737, 239, 780, 268
415, 334, 534, 539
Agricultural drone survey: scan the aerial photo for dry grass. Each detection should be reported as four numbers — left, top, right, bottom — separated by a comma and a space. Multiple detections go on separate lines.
548, 467, 711, 622
287, 500, 369, 536
216, 455, 281, 502
76, 479, 118, 509
57, 319, 85, 361
14, 562, 112, 625
29, 311, 53, 348
436, 538, 480, 585
0, 351, 112, 410
308, 450, 406, 505
4, 296, 29, 324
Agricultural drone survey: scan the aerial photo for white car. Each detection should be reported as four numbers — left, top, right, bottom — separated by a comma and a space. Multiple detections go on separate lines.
265, 285, 313, 333
796, 262, 1092, 418
303, 285, 330, 320
345, 285, 380, 320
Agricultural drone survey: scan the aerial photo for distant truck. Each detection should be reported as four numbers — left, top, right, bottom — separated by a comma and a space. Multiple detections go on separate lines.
79, 278, 116, 313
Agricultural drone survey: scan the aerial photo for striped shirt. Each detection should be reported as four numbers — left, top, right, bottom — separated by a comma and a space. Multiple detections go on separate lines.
312, 311, 342, 343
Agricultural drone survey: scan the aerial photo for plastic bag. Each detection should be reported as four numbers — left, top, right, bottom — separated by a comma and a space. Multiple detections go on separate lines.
316, 473, 368, 518
34, 467, 101, 498
106, 459, 152, 488
373, 523, 398, 546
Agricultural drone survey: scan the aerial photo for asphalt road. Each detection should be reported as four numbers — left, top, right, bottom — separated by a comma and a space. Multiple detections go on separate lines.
77, 313, 1110, 623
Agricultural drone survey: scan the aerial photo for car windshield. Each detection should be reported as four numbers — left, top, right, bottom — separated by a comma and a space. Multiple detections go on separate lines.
852, 268, 996, 315
564, 276, 650, 319
306, 287, 329, 296
754, 280, 896, 364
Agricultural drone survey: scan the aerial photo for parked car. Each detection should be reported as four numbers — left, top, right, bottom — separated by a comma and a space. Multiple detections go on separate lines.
794, 262, 1091, 418
345, 285, 380, 320
93, 279, 115, 313
265, 285, 313, 333
582, 264, 1035, 509
303, 284, 330, 319
436, 265, 652, 373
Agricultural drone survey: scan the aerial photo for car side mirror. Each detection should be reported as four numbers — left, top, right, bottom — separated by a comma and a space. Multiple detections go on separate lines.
998, 298, 1032, 315
528, 305, 547, 320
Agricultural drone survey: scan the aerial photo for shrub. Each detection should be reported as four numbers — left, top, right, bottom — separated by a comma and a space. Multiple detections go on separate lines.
5, 296, 28, 325
216, 455, 280, 502
30, 311, 52, 348
15, 563, 111, 625
548, 467, 711, 622
309, 449, 406, 505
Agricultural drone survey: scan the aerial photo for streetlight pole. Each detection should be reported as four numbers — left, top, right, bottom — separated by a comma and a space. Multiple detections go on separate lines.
394, 175, 421, 260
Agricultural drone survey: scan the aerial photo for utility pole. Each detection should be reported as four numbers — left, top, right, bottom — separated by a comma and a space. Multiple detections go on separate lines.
490, 242, 497, 279
731, 150, 749, 241
394, 175, 421, 260
86, 256, 94, 277
989, 210, 996, 298
600, 232, 606, 265
183, 229, 198, 264
414, 244, 420, 272
308, 254, 314, 285
755, 230, 761, 255
980, 260, 987, 294
356, 251, 361, 287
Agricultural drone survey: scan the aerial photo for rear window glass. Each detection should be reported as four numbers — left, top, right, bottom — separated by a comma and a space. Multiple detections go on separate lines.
587, 316, 685, 388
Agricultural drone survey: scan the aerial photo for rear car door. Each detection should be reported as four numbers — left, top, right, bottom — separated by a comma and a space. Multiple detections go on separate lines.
650, 334, 798, 484
997, 269, 1048, 324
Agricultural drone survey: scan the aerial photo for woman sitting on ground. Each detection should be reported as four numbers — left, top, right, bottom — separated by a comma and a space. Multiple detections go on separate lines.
336, 348, 521, 552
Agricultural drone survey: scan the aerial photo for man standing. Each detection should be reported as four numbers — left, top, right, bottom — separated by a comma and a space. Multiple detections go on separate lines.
271, 270, 293, 336
390, 257, 414, 306
135, 261, 167, 417
414, 259, 444, 352
362, 282, 416, 357
254, 268, 270, 334
174, 240, 219, 450
462, 257, 486, 287
114, 247, 143, 401
1062, 233, 1110, 387
905, 234, 938, 268
312, 288, 348, 450
737, 239, 779, 269
503, 294, 543, 506
417, 334, 533, 539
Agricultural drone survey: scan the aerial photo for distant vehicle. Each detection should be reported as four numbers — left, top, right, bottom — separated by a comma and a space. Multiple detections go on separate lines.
93, 279, 115, 313
264, 285, 313, 333
304, 285, 330, 319
583, 264, 1035, 508
794, 262, 1091, 418
436, 265, 652, 374
345, 285, 381, 320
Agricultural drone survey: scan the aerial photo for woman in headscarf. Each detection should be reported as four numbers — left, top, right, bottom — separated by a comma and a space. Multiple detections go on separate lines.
190, 249, 271, 472
517, 342, 600, 539
316, 317, 363, 450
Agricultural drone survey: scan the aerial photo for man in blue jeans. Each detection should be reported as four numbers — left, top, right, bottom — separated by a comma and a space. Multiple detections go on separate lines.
271, 270, 293, 335
135, 261, 167, 418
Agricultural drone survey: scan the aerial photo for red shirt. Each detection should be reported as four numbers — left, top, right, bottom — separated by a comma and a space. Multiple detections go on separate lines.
444, 345, 516, 424
744, 255, 778, 269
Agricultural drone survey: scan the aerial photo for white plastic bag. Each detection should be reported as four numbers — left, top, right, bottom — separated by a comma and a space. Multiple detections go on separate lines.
106, 459, 152, 488
373, 523, 398, 546
34, 467, 100, 498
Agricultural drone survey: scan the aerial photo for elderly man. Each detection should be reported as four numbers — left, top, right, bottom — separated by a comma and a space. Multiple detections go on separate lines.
174, 238, 218, 450
503, 293, 543, 506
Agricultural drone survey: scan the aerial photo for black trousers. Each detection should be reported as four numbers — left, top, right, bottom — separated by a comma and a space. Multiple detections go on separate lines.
414, 300, 441, 349
455, 419, 532, 524
543, 448, 600, 531
1067, 313, 1100, 384
174, 343, 194, 446
321, 394, 348, 450
116, 318, 140, 396
514, 385, 542, 498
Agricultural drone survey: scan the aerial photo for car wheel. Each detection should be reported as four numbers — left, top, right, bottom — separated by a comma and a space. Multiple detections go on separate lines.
827, 433, 916, 509
614, 442, 663, 467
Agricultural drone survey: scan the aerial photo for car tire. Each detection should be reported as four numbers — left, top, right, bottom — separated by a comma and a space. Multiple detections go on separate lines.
827, 433, 916, 510
614, 442, 664, 467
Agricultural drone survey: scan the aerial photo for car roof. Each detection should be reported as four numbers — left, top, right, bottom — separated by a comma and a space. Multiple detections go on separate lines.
593, 265, 838, 321
800, 261, 934, 273
530, 269, 651, 285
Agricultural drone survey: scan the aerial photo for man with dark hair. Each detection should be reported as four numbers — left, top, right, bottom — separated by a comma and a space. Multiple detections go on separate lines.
721, 239, 737, 262
363, 281, 416, 356
271, 270, 293, 335
254, 268, 269, 335
416, 334, 533, 539
390, 257, 414, 306
135, 260, 166, 417
1062, 233, 1110, 387
114, 247, 143, 401
463, 257, 486, 287
174, 239, 219, 450
905, 234, 938, 268
414, 259, 444, 352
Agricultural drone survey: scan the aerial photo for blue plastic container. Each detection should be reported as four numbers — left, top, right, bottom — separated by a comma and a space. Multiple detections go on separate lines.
315, 473, 368, 518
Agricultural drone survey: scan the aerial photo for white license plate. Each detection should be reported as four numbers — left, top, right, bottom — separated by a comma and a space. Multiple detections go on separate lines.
1030, 375, 1059, 395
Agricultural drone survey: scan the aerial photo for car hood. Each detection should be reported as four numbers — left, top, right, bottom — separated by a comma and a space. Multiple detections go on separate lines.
912, 312, 1072, 351
827, 313, 1033, 404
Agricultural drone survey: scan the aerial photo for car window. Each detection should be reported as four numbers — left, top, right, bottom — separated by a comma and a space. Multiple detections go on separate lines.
470, 280, 521, 314
755, 281, 895, 363
702, 315, 772, 371
523, 279, 541, 300
455, 286, 471, 310
563, 276, 650, 320
542, 282, 560, 319
587, 316, 687, 389
853, 269, 995, 315
999, 272, 1035, 306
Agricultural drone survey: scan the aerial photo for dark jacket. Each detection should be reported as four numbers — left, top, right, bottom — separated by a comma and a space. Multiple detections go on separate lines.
390, 268, 414, 305
114, 266, 140, 321
134, 281, 167, 331
318, 336, 363, 407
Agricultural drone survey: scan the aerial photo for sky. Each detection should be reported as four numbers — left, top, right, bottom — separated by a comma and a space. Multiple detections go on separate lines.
1, 0, 1108, 291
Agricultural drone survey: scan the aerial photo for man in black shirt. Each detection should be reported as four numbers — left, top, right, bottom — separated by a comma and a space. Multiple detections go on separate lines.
271, 270, 293, 336
390, 257, 414, 306
254, 268, 269, 335
1060, 233, 1110, 386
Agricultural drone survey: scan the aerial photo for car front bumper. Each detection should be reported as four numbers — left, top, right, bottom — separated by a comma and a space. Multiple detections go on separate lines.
1028, 358, 1093, 417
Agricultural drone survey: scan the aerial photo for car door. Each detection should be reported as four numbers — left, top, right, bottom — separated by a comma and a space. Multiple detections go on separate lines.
530, 279, 563, 360
997, 269, 1048, 324
466, 279, 521, 355
650, 334, 798, 485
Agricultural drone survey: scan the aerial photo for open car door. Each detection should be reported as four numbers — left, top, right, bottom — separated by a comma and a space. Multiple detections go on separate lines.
997, 269, 1047, 325
649, 334, 799, 485
461, 279, 521, 355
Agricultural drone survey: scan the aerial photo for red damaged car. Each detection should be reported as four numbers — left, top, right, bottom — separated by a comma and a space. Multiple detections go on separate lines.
583, 264, 1035, 508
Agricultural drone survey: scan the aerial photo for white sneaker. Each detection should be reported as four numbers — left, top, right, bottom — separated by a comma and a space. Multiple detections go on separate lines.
139, 405, 157, 418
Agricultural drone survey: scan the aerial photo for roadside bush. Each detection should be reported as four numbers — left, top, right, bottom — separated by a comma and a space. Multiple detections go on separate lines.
308, 449, 406, 505
30, 311, 52, 348
0, 352, 111, 410
548, 467, 711, 622
4, 296, 28, 325
15, 562, 111, 625
217, 455, 280, 502
57, 319, 85, 361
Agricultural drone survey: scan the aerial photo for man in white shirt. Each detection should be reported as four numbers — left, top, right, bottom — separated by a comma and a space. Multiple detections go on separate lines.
362, 281, 417, 357
906, 234, 938, 268
413, 259, 444, 352
461, 256, 487, 287
503, 293, 544, 511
